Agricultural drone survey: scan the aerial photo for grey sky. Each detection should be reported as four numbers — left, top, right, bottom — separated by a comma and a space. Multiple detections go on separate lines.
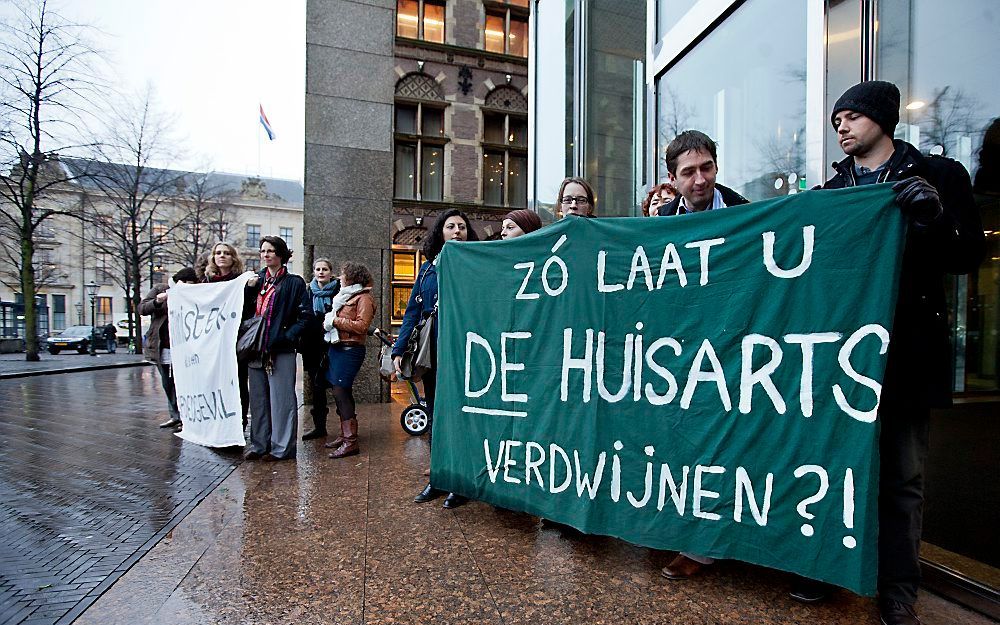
61, 0, 306, 182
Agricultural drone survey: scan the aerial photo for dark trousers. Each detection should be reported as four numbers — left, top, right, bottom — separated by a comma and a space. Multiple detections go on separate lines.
238, 362, 250, 428
156, 362, 179, 420
423, 370, 436, 447
306, 365, 329, 430
106, 338, 117, 353
877, 398, 931, 605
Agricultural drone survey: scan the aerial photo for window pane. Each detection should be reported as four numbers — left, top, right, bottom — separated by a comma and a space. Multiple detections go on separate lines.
484, 14, 505, 54
397, 0, 419, 38
392, 252, 416, 280
421, 145, 443, 201
421, 107, 444, 137
508, 16, 528, 57
394, 142, 417, 199
508, 154, 527, 208
655, 0, 807, 200
423, 1, 445, 43
52, 294, 65, 331
392, 286, 412, 321
247, 224, 261, 246
877, 0, 1000, 394
279, 227, 293, 249
483, 150, 505, 205
825, 0, 862, 170
395, 104, 417, 134
484, 113, 506, 143
509, 117, 527, 146
656, 0, 699, 40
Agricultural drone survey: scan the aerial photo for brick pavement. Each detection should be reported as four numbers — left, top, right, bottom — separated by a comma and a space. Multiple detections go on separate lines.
0, 368, 239, 625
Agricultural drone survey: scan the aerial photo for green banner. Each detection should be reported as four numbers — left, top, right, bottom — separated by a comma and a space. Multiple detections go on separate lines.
432, 184, 905, 595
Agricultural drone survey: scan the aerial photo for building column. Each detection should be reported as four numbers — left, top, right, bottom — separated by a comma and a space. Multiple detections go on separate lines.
304, 0, 395, 403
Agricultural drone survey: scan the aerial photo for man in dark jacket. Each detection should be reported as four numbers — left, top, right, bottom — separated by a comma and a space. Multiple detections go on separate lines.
657, 129, 749, 581
658, 130, 749, 217
139, 267, 199, 429
791, 81, 984, 625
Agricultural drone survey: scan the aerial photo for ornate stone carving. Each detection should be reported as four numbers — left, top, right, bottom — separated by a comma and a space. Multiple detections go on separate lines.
484, 86, 527, 112
395, 73, 444, 101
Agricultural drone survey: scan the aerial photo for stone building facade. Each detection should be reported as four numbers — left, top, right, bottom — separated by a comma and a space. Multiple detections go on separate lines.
305, 0, 530, 402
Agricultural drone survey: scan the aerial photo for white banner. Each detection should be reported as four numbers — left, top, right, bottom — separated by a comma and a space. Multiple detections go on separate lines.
167, 273, 254, 447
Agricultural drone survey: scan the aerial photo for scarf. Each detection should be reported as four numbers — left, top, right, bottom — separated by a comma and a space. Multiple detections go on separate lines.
323, 283, 365, 344
309, 278, 340, 314
255, 266, 287, 354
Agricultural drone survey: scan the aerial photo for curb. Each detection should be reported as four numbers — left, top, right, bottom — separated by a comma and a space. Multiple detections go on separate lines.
0, 360, 152, 380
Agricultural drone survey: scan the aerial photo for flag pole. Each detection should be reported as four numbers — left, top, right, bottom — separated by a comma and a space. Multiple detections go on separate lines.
257, 119, 262, 177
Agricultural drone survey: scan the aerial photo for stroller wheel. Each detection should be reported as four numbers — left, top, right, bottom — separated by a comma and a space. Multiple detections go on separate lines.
400, 404, 430, 436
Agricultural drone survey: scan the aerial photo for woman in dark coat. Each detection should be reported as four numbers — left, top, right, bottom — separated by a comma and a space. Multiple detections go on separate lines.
392, 209, 480, 508
243, 236, 312, 461
301, 258, 340, 440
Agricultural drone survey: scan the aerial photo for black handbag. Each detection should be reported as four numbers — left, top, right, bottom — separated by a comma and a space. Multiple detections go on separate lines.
399, 304, 436, 382
236, 316, 267, 366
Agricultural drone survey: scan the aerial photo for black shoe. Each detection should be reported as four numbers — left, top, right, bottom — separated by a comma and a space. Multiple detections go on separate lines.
243, 449, 264, 460
414, 483, 445, 503
789, 578, 832, 603
302, 429, 327, 440
442, 493, 468, 509
159, 418, 182, 428
879, 599, 920, 625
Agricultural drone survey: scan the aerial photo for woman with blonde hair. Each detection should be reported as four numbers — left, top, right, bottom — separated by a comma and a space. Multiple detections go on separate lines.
202, 241, 250, 426
204, 241, 245, 281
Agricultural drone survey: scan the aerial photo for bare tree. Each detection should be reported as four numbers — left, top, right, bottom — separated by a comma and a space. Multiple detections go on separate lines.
82, 90, 184, 349
168, 170, 242, 268
913, 86, 982, 158
0, 0, 102, 360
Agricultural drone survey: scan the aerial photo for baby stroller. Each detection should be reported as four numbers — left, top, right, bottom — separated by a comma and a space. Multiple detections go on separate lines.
370, 327, 430, 436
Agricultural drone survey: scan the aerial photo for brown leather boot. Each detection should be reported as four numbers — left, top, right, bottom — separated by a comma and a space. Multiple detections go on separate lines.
329, 418, 359, 458
324, 420, 347, 449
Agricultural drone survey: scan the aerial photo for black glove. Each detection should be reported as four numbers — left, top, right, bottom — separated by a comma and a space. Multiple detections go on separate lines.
892, 176, 942, 225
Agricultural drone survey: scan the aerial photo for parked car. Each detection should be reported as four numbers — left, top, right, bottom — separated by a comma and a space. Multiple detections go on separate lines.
46, 325, 104, 354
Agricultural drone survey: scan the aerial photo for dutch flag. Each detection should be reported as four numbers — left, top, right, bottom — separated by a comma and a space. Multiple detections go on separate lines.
259, 104, 276, 141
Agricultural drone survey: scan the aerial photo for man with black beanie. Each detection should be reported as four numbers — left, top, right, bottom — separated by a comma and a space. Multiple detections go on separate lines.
789, 81, 984, 625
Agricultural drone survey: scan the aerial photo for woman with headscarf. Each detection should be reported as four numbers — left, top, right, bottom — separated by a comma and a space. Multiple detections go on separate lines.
500, 209, 543, 239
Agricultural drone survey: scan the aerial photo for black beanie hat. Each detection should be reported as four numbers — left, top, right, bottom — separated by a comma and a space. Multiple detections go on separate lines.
831, 80, 901, 136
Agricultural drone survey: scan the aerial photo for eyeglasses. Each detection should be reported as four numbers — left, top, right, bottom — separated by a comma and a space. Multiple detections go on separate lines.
560, 196, 590, 205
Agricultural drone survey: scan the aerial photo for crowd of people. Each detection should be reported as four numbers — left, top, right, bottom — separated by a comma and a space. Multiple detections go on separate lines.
138, 81, 984, 625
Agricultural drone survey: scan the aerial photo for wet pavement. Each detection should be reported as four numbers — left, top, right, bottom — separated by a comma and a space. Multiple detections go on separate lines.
0, 368, 239, 625
61, 389, 992, 623
0, 353, 148, 379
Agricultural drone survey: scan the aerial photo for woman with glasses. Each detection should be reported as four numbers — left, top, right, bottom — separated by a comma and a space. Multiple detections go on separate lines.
243, 236, 312, 462
557, 177, 597, 218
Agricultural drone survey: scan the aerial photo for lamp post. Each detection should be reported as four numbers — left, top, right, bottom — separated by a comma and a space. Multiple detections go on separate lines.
85, 281, 98, 356
74, 302, 83, 325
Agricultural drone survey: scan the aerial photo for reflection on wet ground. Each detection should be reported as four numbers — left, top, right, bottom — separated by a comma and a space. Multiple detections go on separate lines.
0, 368, 238, 625
73, 390, 992, 624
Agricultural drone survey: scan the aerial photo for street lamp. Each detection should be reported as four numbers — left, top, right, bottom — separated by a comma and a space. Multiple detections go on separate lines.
74, 302, 83, 325
85, 281, 98, 356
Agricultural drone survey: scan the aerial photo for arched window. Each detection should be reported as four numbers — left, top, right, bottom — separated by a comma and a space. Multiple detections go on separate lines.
394, 74, 448, 201
482, 86, 528, 208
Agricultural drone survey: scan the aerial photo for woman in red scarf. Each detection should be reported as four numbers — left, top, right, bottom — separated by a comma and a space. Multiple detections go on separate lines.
243, 236, 312, 461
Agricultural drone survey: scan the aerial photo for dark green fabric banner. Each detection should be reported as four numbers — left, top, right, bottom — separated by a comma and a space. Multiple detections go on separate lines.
431, 184, 905, 595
